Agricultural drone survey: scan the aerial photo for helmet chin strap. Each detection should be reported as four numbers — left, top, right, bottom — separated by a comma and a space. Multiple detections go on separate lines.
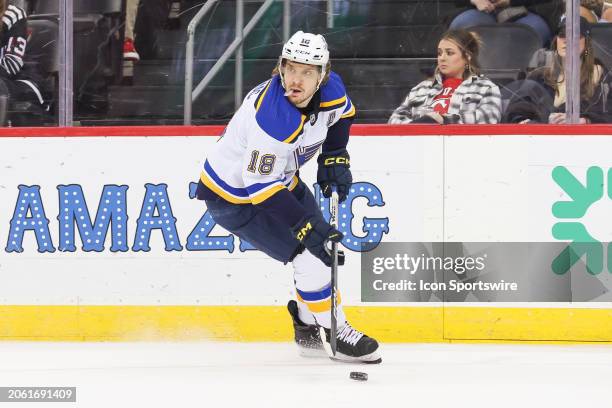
315, 69, 325, 92
278, 57, 287, 89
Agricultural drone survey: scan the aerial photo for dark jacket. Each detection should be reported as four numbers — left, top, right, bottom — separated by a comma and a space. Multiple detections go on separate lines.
503, 65, 611, 123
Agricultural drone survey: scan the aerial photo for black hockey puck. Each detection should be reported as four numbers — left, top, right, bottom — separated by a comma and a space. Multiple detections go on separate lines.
350, 371, 368, 381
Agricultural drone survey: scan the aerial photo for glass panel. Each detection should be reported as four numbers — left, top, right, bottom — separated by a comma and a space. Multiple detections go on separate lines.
137, 0, 447, 125
51, 0, 609, 126
563, 1, 612, 124
281, 0, 442, 124
4, 0, 59, 126
503, 3, 611, 125
64, 0, 122, 125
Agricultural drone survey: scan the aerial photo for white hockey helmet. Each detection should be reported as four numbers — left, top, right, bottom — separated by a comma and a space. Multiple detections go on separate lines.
279, 31, 329, 89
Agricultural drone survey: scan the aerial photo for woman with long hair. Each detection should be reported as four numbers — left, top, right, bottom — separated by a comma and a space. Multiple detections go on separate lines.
504, 16, 610, 123
389, 29, 501, 124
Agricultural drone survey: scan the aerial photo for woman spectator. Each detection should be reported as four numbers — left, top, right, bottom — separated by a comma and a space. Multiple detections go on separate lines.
504, 17, 611, 124
388, 29, 501, 125
0, 0, 47, 125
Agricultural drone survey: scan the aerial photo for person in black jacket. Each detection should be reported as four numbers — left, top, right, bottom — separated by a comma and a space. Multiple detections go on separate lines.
503, 17, 611, 124
450, 0, 562, 47
0, 0, 47, 126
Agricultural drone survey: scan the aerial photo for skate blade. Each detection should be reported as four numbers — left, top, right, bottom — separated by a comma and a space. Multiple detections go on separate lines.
298, 346, 328, 359
329, 350, 382, 365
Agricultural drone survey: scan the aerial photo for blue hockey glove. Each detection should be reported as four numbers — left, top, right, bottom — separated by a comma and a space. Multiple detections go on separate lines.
291, 215, 344, 267
317, 149, 352, 203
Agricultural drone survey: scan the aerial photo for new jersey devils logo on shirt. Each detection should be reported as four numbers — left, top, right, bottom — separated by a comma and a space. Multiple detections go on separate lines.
431, 78, 463, 115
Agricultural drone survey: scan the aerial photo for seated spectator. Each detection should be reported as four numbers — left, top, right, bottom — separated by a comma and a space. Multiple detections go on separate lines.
388, 29, 502, 124
451, 0, 559, 47
504, 16, 611, 123
0, 0, 48, 125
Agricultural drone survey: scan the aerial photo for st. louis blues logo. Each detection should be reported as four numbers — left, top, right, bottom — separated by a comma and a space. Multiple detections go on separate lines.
295, 141, 324, 166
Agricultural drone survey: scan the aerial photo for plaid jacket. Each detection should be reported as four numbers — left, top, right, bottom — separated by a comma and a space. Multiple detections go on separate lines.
388, 74, 502, 124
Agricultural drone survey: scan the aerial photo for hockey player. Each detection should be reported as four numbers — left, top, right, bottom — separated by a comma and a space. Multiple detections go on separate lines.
0, 1, 47, 125
196, 31, 381, 364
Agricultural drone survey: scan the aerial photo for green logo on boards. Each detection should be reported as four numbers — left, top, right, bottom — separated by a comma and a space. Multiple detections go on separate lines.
551, 166, 611, 275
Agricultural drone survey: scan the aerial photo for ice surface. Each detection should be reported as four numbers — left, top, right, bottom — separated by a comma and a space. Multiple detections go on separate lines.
0, 341, 610, 407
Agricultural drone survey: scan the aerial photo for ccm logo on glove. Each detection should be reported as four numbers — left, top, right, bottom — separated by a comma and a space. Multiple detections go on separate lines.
291, 216, 344, 267
296, 222, 312, 242
317, 149, 353, 203
323, 156, 350, 166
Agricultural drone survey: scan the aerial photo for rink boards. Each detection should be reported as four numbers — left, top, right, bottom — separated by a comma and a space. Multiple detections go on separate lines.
1, 124, 612, 342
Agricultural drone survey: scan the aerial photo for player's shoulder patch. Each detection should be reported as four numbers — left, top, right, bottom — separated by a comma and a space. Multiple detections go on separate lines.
3, 5, 27, 30
319, 72, 347, 112
255, 75, 306, 144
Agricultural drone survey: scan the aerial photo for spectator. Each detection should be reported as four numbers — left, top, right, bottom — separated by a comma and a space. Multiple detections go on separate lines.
0, 0, 48, 125
388, 29, 501, 124
503, 16, 611, 123
123, 0, 140, 61
450, 0, 559, 47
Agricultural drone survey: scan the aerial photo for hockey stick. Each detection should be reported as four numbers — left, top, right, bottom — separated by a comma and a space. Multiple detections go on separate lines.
319, 188, 339, 358
329, 188, 339, 356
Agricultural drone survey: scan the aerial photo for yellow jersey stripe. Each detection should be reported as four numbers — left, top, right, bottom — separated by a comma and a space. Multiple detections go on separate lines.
255, 81, 272, 111
250, 184, 286, 205
287, 175, 299, 191
283, 114, 306, 144
200, 171, 251, 204
340, 104, 356, 118
320, 95, 347, 108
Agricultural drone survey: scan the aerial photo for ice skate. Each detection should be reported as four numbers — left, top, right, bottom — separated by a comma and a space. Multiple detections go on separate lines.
322, 323, 382, 364
287, 300, 326, 358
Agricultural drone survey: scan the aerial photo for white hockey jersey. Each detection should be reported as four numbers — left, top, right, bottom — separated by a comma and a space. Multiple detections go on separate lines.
200, 72, 355, 205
